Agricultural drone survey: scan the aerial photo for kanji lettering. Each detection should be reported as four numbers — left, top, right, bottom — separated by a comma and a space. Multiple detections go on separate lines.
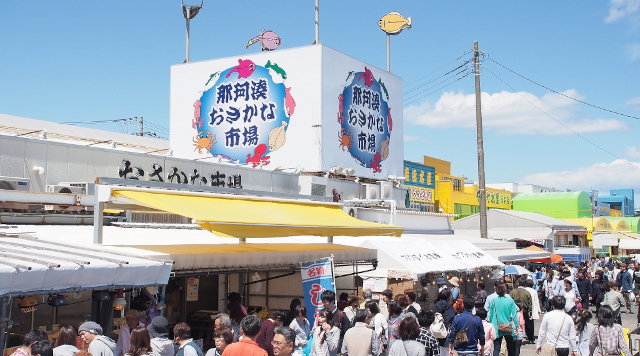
251, 79, 268, 100
216, 84, 233, 104
242, 125, 259, 146
233, 82, 249, 102
225, 127, 241, 147
357, 132, 367, 151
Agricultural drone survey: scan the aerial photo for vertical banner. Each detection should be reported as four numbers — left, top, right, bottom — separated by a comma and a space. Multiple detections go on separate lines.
301, 257, 334, 327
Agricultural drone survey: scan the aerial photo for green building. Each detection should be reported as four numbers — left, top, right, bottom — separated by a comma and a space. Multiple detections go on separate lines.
513, 192, 592, 218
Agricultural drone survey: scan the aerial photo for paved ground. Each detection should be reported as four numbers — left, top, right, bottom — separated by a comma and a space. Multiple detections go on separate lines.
514, 305, 639, 356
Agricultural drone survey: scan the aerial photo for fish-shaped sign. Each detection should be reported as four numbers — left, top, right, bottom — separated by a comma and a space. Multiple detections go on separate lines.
378, 11, 412, 35
246, 29, 281, 51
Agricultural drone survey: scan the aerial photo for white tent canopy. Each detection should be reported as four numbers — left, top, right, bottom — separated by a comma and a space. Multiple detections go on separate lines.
357, 239, 467, 280
430, 240, 504, 270
0, 235, 172, 296
619, 238, 640, 250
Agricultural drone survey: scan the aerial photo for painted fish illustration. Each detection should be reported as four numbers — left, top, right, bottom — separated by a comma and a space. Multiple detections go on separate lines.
380, 136, 390, 161
378, 78, 389, 100
268, 121, 288, 152
265, 60, 287, 80
284, 87, 296, 117
345, 71, 355, 84
246, 29, 281, 51
378, 11, 412, 35
226, 59, 256, 79
205, 71, 220, 86
358, 66, 374, 87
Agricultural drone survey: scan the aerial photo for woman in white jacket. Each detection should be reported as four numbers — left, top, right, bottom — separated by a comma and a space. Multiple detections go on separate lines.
366, 300, 388, 349
309, 309, 340, 356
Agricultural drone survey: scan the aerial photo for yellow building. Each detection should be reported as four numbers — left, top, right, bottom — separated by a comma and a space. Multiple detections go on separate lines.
423, 155, 511, 219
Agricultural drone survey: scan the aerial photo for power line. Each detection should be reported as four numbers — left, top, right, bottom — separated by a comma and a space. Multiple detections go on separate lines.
481, 62, 640, 171
486, 57, 640, 120
404, 59, 473, 95
403, 70, 473, 107
403, 67, 472, 103
404, 50, 473, 89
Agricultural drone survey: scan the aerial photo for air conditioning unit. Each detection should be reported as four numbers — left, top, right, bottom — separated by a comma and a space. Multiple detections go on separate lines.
379, 181, 393, 199
46, 185, 85, 194
0, 177, 30, 191
57, 182, 95, 195
361, 184, 379, 200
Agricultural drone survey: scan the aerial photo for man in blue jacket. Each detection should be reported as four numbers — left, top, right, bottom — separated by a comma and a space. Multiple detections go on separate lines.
616, 262, 634, 313
447, 296, 485, 356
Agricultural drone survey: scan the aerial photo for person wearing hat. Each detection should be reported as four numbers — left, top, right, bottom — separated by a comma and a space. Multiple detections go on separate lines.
78, 321, 117, 356
437, 278, 447, 293
448, 277, 461, 301
116, 310, 145, 356
148, 316, 174, 356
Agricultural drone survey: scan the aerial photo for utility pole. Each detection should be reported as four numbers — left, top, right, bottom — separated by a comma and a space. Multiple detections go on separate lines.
474, 41, 488, 239
139, 116, 144, 137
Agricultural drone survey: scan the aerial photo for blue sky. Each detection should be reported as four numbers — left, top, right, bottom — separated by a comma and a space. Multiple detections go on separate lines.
2, 1, 640, 202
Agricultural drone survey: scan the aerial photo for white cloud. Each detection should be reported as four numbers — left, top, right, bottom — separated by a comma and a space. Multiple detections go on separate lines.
625, 145, 640, 158
626, 43, 640, 62
627, 95, 640, 110
605, 0, 640, 23
521, 159, 640, 192
403, 90, 629, 135
403, 134, 421, 142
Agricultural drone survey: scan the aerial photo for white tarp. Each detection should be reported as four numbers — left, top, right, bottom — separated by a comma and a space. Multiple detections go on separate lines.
486, 249, 550, 262
0, 236, 172, 296
357, 239, 474, 280
430, 240, 504, 270
619, 239, 640, 250
592, 233, 619, 249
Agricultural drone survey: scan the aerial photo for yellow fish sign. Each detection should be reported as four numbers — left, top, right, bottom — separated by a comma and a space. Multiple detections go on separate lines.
378, 11, 412, 35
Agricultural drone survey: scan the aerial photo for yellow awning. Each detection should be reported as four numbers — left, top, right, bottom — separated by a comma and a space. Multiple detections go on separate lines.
124, 243, 377, 272
112, 189, 403, 238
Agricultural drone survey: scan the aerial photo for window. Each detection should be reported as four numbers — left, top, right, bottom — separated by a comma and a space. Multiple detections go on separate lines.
453, 179, 462, 192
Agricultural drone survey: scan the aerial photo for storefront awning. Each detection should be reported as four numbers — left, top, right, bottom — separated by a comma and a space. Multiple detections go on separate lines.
592, 233, 619, 249
485, 248, 550, 262
112, 189, 403, 238
126, 243, 376, 274
618, 235, 640, 250
0, 236, 172, 296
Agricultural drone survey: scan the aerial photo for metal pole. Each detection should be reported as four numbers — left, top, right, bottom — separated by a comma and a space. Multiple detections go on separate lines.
0, 296, 8, 350
185, 12, 190, 63
474, 41, 488, 240
140, 117, 144, 137
386, 34, 390, 72
314, 0, 320, 44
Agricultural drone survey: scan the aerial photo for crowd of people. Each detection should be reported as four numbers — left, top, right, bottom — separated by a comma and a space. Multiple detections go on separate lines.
10, 257, 640, 356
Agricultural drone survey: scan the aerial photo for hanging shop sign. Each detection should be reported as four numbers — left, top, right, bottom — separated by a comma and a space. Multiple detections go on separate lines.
301, 258, 334, 326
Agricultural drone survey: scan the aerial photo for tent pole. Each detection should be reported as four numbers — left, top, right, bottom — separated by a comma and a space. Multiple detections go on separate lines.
0, 296, 8, 351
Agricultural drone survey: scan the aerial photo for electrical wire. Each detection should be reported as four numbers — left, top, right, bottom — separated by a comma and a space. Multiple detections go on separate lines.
403, 71, 473, 107
404, 59, 473, 95
404, 50, 473, 89
486, 57, 640, 120
481, 62, 640, 171
403, 67, 472, 103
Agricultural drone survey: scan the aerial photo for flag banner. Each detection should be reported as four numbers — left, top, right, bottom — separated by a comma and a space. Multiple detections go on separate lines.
301, 257, 334, 326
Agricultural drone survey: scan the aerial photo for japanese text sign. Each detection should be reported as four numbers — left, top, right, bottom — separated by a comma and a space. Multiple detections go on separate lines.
301, 258, 334, 326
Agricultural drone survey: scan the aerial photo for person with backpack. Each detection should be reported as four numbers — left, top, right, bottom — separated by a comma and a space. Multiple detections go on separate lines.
320, 290, 351, 351
446, 296, 485, 356
432, 289, 456, 356
416, 311, 440, 356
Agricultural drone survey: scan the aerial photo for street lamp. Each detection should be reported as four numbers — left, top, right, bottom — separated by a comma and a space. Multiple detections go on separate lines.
182, 1, 203, 63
